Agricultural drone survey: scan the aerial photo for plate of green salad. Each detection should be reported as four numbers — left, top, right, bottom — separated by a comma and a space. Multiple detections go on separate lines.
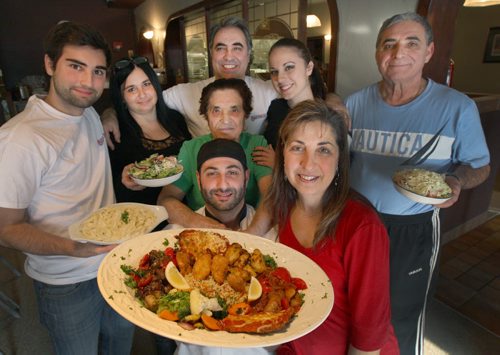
129, 154, 183, 187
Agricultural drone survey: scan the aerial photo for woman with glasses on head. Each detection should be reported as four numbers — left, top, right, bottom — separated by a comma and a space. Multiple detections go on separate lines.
252, 38, 349, 168
109, 56, 191, 206
267, 100, 399, 354
110, 56, 191, 355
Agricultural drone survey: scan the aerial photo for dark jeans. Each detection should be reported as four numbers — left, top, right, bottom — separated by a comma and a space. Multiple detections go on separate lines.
34, 278, 135, 355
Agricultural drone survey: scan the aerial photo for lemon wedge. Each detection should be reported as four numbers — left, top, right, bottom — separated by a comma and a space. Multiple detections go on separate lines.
165, 261, 190, 290
247, 276, 262, 301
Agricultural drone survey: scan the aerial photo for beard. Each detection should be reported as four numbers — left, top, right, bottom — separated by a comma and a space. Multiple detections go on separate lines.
52, 77, 100, 110
201, 186, 245, 212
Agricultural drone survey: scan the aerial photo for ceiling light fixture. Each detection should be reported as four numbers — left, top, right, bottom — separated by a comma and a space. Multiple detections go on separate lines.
143, 30, 154, 40
306, 15, 321, 28
463, 0, 500, 6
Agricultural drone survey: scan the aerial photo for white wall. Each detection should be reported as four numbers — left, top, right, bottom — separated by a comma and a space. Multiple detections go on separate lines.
335, 0, 417, 98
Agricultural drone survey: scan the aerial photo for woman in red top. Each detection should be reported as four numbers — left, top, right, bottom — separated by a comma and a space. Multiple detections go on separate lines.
265, 100, 399, 354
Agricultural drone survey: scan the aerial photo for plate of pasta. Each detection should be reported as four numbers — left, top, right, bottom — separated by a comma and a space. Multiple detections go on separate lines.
392, 168, 453, 205
69, 203, 168, 245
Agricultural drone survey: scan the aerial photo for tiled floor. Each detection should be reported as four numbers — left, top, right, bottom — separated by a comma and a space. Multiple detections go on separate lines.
435, 214, 500, 336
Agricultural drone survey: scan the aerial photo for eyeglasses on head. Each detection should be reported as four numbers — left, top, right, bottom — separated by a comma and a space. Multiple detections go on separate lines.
114, 56, 149, 71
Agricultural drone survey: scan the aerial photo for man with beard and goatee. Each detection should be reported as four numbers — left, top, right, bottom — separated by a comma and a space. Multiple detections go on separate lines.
0, 21, 134, 354
168, 138, 275, 239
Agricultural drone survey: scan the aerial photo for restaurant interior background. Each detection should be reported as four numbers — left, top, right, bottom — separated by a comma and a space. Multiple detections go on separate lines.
0, 0, 499, 97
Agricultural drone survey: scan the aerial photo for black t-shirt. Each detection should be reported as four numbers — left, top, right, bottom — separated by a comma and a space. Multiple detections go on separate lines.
263, 98, 290, 148
109, 107, 190, 206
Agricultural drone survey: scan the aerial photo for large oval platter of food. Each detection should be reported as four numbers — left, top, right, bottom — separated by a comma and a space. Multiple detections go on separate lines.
97, 229, 334, 348
69, 203, 168, 245
392, 168, 453, 205
129, 154, 183, 187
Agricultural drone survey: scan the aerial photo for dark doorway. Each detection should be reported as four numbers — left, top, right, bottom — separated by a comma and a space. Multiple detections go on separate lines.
307, 36, 324, 63
307, 36, 326, 84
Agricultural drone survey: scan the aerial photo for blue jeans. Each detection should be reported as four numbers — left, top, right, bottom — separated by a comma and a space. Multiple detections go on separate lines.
34, 278, 135, 355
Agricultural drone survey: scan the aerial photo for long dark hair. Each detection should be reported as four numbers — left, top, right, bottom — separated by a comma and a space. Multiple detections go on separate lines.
109, 57, 189, 144
269, 38, 326, 99
265, 99, 349, 247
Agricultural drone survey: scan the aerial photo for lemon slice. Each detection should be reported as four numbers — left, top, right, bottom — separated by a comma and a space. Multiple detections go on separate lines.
247, 276, 262, 301
165, 261, 190, 290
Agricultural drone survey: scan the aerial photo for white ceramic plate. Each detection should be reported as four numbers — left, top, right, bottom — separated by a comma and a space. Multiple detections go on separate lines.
69, 203, 168, 245
131, 168, 183, 188
97, 229, 334, 348
393, 182, 452, 205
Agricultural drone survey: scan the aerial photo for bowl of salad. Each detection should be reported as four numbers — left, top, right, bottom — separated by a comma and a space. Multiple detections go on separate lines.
129, 154, 183, 187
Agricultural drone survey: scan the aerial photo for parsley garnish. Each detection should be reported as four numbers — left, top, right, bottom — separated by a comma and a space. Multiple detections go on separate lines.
121, 210, 130, 224
263, 254, 277, 269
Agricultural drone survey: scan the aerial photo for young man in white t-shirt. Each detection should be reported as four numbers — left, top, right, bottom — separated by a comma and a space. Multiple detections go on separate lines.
0, 21, 134, 355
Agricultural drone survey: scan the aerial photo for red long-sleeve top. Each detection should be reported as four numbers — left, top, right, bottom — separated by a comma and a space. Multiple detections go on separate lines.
278, 199, 399, 355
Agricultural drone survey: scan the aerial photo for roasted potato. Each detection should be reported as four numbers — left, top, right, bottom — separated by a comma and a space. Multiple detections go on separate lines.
250, 249, 267, 273
176, 250, 193, 275
225, 243, 243, 265
211, 254, 229, 284
192, 252, 212, 280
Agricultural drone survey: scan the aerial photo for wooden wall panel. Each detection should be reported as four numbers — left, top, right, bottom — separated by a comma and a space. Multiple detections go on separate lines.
417, 0, 464, 84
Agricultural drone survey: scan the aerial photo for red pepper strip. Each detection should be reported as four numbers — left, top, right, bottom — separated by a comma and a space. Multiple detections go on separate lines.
164, 247, 178, 267
291, 277, 308, 290
257, 275, 272, 293
139, 253, 150, 268
270, 267, 292, 283
281, 297, 290, 310
133, 274, 140, 284
138, 274, 153, 287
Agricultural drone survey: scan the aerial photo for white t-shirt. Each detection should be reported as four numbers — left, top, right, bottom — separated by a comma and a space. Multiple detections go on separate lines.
0, 95, 114, 285
163, 76, 278, 137
166, 204, 276, 241
176, 343, 276, 355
